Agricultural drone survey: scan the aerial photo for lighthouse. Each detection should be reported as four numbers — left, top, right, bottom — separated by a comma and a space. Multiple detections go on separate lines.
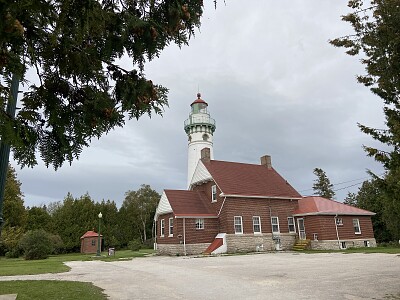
184, 93, 216, 187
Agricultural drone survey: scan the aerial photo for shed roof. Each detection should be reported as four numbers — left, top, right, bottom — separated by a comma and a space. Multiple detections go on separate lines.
80, 230, 102, 239
293, 196, 375, 216
201, 160, 301, 199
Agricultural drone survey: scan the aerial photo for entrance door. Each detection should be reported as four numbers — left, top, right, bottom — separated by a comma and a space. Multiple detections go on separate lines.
297, 218, 306, 240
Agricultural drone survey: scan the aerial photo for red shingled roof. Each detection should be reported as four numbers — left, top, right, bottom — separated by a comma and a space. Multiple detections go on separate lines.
202, 160, 301, 198
191, 98, 208, 106
165, 190, 217, 217
294, 196, 375, 216
80, 230, 102, 239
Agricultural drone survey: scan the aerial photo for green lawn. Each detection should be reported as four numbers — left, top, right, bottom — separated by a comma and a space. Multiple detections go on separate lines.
303, 246, 400, 254
0, 280, 107, 300
0, 249, 155, 276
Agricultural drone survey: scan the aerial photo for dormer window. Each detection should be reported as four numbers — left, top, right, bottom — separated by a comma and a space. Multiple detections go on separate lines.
211, 185, 217, 202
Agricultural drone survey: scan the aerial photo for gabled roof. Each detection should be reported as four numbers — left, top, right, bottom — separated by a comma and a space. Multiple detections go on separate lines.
293, 196, 375, 216
166, 190, 217, 217
156, 190, 217, 219
80, 230, 102, 239
198, 160, 301, 199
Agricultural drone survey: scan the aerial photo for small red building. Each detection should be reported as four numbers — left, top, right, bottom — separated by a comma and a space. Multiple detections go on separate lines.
80, 230, 102, 254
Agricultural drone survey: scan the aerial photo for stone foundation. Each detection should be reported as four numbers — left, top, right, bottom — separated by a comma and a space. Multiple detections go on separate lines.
156, 243, 210, 256
226, 233, 296, 253
310, 238, 377, 250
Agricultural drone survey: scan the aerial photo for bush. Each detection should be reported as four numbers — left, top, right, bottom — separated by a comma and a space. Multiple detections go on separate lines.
128, 239, 142, 251
19, 229, 53, 260
5, 249, 20, 258
48, 234, 65, 254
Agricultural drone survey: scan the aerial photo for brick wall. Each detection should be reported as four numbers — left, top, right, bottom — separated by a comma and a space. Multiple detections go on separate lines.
80, 236, 100, 253
219, 198, 298, 234
156, 213, 219, 245
192, 180, 224, 214
300, 215, 375, 241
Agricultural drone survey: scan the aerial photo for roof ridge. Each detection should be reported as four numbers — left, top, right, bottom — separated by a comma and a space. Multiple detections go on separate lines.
209, 159, 274, 168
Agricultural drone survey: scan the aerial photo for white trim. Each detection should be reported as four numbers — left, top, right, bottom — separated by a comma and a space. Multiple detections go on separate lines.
252, 216, 261, 234
175, 215, 217, 219
168, 217, 174, 237
234, 216, 243, 234
221, 193, 301, 200
271, 216, 280, 234
211, 185, 217, 202
195, 218, 205, 230
154, 191, 173, 220
160, 219, 165, 237
287, 217, 296, 233
353, 218, 361, 234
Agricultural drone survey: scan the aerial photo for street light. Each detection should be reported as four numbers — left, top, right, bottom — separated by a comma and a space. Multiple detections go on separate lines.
96, 212, 102, 256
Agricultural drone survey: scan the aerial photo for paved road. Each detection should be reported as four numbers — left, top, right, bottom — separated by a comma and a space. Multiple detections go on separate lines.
1, 252, 399, 299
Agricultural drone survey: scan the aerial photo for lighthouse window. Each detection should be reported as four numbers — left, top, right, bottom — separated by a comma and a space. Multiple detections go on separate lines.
202, 134, 209, 141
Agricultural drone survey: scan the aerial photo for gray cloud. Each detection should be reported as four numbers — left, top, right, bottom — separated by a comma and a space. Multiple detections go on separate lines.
13, 1, 386, 208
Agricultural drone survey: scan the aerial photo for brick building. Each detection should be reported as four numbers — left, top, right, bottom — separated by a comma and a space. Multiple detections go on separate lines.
153, 94, 376, 255
80, 230, 102, 254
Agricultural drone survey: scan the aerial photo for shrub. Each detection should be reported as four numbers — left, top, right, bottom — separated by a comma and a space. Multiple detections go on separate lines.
128, 239, 142, 251
5, 249, 20, 258
48, 234, 65, 254
19, 229, 53, 260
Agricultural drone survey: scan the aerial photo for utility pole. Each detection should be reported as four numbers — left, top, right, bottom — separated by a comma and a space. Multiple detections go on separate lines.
0, 74, 19, 235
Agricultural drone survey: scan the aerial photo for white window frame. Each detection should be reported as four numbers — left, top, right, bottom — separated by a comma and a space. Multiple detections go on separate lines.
195, 218, 204, 230
252, 216, 261, 234
353, 218, 361, 234
234, 216, 243, 234
271, 216, 280, 234
160, 219, 165, 237
168, 217, 174, 237
336, 218, 343, 226
211, 185, 217, 202
287, 217, 296, 233
340, 241, 347, 249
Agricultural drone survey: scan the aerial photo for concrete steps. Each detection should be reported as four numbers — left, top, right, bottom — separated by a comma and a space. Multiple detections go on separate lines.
292, 239, 311, 251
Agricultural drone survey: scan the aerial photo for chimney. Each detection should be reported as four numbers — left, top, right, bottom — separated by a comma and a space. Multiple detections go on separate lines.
201, 147, 211, 162
260, 155, 272, 169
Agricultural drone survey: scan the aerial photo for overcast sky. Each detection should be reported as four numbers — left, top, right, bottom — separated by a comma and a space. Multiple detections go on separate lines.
12, 1, 386, 208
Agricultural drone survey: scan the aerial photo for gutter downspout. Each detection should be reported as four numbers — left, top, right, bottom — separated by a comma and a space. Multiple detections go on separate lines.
218, 197, 227, 216
334, 214, 340, 249
183, 218, 187, 256
153, 220, 157, 250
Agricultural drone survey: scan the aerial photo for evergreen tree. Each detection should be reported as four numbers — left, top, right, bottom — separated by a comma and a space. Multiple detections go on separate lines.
3, 164, 26, 228
331, 0, 400, 240
312, 168, 335, 199
0, 0, 205, 169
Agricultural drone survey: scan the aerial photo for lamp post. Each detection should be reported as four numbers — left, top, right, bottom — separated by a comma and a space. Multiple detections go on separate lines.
96, 212, 102, 256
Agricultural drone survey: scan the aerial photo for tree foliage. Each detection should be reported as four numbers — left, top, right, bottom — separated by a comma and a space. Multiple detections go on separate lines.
3, 164, 26, 228
1, 0, 205, 169
331, 0, 400, 240
345, 178, 393, 242
26, 205, 52, 232
120, 184, 159, 244
312, 168, 335, 199
19, 229, 53, 260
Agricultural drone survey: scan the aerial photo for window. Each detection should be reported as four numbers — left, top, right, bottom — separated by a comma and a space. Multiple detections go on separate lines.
202, 133, 209, 141
195, 218, 204, 229
287, 217, 296, 233
271, 217, 280, 233
169, 218, 174, 236
335, 218, 343, 226
253, 216, 261, 234
313, 233, 318, 241
160, 219, 165, 237
234, 216, 243, 234
91, 240, 96, 246
211, 185, 217, 202
353, 218, 361, 234
364, 240, 370, 247
340, 241, 347, 249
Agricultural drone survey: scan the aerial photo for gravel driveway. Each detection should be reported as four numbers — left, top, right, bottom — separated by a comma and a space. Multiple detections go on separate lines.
1, 252, 399, 300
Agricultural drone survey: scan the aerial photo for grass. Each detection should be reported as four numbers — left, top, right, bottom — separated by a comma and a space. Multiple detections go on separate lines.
0, 249, 155, 276
0, 280, 107, 299
302, 246, 400, 254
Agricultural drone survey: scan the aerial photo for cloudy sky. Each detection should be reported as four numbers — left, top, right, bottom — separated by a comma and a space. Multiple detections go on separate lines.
12, 1, 386, 208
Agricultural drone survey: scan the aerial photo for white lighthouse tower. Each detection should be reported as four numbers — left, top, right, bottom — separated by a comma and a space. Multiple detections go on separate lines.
184, 93, 216, 187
